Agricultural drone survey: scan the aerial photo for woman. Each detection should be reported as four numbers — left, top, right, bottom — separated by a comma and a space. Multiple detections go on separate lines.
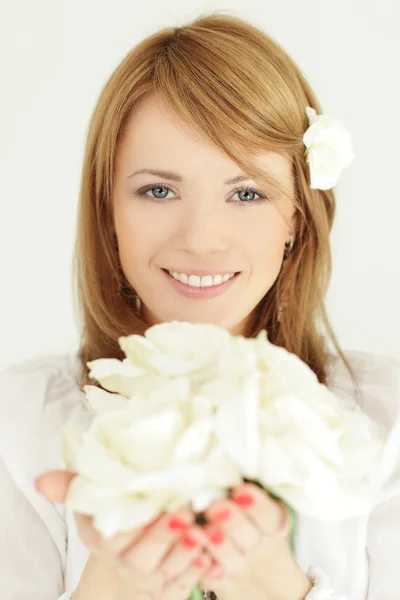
1, 12, 399, 600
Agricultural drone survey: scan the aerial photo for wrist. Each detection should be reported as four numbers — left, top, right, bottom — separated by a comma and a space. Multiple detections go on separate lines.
251, 536, 313, 600
71, 553, 122, 600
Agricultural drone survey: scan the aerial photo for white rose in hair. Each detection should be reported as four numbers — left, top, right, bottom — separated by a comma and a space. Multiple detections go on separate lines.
303, 106, 355, 190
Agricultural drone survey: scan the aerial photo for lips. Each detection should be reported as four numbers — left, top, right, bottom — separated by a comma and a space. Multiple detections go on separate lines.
162, 268, 240, 277
161, 268, 240, 299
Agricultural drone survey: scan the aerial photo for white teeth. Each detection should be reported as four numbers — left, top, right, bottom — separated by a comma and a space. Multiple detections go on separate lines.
188, 275, 201, 288
169, 271, 236, 288
179, 273, 189, 284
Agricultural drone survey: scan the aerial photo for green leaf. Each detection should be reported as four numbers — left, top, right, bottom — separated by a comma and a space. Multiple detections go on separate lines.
189, 584, 204, 600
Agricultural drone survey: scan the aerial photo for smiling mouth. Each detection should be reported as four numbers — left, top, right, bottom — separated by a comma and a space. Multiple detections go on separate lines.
162, 268, 240, 285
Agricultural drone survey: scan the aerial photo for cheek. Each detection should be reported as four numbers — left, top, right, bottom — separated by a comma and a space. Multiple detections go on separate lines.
114, 202, 170, 273
247, 221, 286, 272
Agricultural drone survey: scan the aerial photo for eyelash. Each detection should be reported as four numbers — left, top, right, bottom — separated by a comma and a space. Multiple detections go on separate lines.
134, 183, 268, 205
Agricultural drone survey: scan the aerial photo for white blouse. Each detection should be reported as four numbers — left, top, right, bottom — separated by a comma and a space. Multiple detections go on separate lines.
0, 349, 399, 599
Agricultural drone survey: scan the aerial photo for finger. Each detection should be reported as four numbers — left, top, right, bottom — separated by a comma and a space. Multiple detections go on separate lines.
36, 471, 145, 558
115, 560, 165, 597
74, 512, 145, 557
205, 499, 262, 553
35, 470, 77, 503
231, 483, 291, 538
119, 507, 194, 574
162, 550, 212, 600
203, 523, 248, 575
201, 561, 227, 591
159, 524, 209, 580
103, 514, 167, 557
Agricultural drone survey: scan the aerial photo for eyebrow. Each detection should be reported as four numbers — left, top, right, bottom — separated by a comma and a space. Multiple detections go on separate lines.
127, 168, 252, 185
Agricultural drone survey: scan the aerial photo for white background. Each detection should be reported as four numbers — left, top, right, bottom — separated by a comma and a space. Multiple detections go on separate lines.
1, 0, 399, 369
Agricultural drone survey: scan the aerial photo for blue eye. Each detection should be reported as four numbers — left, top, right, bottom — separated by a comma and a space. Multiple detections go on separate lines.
135, 185, 174, 201
135, 183, 268, 204
231, 186, 267, 203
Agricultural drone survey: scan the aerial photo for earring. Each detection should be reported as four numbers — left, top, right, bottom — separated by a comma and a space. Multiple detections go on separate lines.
283, 234, 295, 259
114, 233, 143, 316
277, 235, 295, 323
134, 295, 142, 314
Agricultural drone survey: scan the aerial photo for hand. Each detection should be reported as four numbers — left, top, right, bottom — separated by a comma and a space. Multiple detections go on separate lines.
35, 470, 214, 600
199, 483, 312, 600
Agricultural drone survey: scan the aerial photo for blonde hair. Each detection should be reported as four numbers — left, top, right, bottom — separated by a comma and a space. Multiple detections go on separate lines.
72, 10, 360, 396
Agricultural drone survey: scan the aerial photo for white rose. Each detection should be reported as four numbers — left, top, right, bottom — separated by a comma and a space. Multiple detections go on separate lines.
62, 376, 242, 539
63, 322, 386, 540
120, 321, 231, 377
203, 331, 385, 521
303, 106, 355, 190
86, 321, 231, 397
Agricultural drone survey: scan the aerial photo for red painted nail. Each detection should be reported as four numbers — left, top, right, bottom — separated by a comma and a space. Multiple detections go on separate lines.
208, 529, 224, 545
182, 533, 199, 548
232, 492, 255, 507
192, 556, 205, 567
167, 517, 190, 530
208, 508, 231, 523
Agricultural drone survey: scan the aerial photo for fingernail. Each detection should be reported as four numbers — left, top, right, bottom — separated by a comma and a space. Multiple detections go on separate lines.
192, 556, 205, 567
167, 517, 190, 530
232, 492, 255, 507
181, 533, 199, 548
208, 508, 231, 523
208, 528, 224, 545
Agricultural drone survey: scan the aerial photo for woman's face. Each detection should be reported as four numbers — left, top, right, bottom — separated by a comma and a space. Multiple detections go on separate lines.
113, 94, 296, 335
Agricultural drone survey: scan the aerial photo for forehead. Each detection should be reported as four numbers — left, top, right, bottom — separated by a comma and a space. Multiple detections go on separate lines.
118, 93, 293, 184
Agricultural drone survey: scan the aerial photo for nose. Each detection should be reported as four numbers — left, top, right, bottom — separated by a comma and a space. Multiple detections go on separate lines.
177, 202, 228, 258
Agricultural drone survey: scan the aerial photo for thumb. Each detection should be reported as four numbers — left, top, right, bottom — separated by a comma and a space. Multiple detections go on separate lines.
35, 470, 77, 503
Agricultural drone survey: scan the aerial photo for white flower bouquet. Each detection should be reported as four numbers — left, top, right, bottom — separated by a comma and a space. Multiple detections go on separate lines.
61, 322, 385, 599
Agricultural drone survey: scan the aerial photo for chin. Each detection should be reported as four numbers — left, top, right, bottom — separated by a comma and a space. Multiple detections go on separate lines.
155, 310, 233, 328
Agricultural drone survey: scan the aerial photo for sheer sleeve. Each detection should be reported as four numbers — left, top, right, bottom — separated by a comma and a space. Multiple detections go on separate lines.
362, 355, 400, 597
300, 493, 400, 599
322, 351, 400, 599
0, 453, 65, 598
0, 354, 90, 599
